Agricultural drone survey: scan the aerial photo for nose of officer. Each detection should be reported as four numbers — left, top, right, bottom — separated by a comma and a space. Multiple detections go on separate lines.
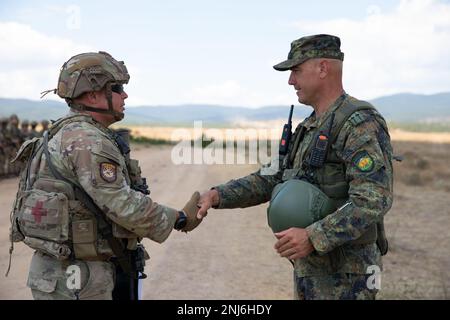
288, 71, 296, 86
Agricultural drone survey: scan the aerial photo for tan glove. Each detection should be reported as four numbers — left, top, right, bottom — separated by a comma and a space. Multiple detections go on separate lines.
180, 191, 202, 232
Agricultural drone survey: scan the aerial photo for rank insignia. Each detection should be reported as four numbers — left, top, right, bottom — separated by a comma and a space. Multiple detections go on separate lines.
100, 162, 117, 182
353, 151, 374, 172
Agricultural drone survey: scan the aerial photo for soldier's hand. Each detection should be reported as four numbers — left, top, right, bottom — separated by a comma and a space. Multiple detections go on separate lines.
180, 191, 202, 232
274, 228, 314, 260
197, 189, 219, 219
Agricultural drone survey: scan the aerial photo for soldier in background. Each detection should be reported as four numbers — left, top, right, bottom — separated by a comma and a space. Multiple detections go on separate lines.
0, 118, 6, 178
197, 34, 393, 300
40, 119, 50, 136
21, 120, 31, 140
18, 119, 31, 172
29, 121, 40, 138
8, 114, 23, 175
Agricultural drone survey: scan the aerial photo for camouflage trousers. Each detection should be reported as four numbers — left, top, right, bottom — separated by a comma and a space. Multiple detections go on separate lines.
28, 251, 115, 300
294, 272, 378, 300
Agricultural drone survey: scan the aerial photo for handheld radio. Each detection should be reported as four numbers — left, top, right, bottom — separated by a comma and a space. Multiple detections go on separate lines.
279, 105, 294, 156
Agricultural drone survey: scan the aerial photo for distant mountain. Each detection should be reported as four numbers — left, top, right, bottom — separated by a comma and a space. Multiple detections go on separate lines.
1, 92, 449, 125
371, 92, 450, 122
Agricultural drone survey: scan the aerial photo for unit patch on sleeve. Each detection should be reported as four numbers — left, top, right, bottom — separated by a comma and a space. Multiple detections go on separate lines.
99, 162, 117, 182
352, 151, 375, 172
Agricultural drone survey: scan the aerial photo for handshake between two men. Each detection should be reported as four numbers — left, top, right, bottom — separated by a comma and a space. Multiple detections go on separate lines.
181, 189, 314, 261
176, 190, 219, 232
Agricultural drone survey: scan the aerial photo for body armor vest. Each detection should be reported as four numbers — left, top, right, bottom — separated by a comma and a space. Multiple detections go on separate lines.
281, 96, 390, 256
8, 115, 148, 275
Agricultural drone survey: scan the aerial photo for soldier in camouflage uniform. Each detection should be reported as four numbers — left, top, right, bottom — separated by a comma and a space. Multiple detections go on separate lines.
21, 120, 30, 140
39, 119, 50, 137
8, 51, 202, 300
8, 114, 24, 176
0, 117, 11, 177
29, 121, 40, 139
0, 118, 6, 178
18, 120, 31, 172
197, 34, 393, 300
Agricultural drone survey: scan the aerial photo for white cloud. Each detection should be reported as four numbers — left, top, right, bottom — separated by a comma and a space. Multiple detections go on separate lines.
292, 0, 450, 99
2, 0, 449, 107
0, 21, 92, 100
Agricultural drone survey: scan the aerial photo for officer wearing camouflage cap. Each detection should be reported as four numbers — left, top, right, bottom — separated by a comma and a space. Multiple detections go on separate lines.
198, 34, 393, 300
8, 51, 203, 300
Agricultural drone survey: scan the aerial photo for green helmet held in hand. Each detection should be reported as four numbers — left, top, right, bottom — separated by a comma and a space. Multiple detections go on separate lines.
267, 179, 336, 233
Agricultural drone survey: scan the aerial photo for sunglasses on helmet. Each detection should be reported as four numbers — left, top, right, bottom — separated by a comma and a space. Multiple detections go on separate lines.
111, 83, 124, 94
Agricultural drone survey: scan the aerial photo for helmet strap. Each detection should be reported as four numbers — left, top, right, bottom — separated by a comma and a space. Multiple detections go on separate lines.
68, 101, 112, 115
105, 82, 124, 121
68, 83, 124, 121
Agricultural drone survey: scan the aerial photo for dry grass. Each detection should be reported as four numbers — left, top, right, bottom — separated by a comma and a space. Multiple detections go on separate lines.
112, 124, 450, 144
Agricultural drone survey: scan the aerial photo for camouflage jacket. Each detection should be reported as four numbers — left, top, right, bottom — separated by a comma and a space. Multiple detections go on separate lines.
41, 112, 177, 252
214, 94, 393, 276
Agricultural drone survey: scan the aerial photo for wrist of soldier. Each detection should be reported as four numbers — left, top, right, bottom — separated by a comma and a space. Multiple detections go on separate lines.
305, 223, 330, 255
210, 188, 220, 208
174, 210, 187, 230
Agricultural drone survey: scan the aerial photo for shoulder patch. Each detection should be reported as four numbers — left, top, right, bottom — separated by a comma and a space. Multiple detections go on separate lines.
100, 162, 117, 182
348, 111, 370, 127
352, 151, 374, 172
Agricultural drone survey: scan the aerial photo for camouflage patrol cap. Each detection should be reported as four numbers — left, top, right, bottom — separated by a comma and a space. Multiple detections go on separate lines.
273, 34, 344, 71
57, 51, 130, 99
21, 120, 29, 126
31, 120, 38, 127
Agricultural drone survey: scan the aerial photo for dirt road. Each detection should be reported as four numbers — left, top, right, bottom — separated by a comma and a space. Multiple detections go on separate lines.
0, 141, 449, 299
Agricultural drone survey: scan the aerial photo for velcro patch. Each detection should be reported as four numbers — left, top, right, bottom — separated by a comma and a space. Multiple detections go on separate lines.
99, 162, 117, 182
349, 112, 369, 127
352, 151, 374, 172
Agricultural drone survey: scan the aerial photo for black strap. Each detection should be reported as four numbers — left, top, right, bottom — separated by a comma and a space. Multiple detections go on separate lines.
287, 114, 312, 168
69, 102, 113, 115
329, 103, 375, 145
289, 97, 377, 171
68, 83, 123, 121
42, 131, 134, 275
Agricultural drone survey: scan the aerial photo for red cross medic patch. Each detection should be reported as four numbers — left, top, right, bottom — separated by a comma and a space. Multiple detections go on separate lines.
99, 162, 117, 182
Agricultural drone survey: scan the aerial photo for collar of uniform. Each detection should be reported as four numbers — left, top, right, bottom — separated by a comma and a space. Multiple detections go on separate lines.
308, 92, 348, 129
66, 110, 115, 137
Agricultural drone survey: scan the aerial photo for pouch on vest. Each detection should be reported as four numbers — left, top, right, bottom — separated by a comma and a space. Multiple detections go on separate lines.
23, 236, 72, 260
10, 137, 42, 164
17, 188, 70, 243
10, 137, 44, 243
32, 177, 100, 259
72, 218, 99, 260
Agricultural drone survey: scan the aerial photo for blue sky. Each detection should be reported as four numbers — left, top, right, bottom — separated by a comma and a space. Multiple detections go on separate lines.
1, 0, 449, 107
